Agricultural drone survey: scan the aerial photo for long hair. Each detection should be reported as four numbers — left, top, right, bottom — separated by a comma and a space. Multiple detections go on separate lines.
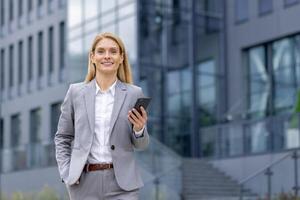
84, 32, 133, 84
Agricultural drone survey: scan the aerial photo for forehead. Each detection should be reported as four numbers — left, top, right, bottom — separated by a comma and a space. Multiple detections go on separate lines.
95, 38, 120, 49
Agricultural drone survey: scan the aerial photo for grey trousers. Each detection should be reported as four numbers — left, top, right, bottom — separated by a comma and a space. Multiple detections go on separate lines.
66, 169, 139, 200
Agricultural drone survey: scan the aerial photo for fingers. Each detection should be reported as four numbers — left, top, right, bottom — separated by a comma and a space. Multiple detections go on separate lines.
140, 107, 148, 120
127, 107, 148, 130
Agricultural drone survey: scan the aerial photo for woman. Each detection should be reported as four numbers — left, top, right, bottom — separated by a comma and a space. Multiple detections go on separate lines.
54, 32, 149, 200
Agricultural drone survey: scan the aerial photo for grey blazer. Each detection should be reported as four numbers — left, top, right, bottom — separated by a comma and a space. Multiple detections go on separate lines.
54, 79, 149, 191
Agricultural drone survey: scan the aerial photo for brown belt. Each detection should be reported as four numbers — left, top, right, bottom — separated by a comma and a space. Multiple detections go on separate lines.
84, 163, 113, 172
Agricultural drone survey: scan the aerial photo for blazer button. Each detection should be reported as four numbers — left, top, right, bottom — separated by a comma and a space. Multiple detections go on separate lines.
111, 145, 115, 150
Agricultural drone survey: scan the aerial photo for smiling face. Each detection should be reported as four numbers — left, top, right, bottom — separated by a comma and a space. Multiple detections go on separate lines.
91, 37, 124, 76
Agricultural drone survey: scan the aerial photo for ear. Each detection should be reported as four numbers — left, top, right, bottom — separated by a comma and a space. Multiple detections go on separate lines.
90, 52, 95, 63
120, 53, 124, 63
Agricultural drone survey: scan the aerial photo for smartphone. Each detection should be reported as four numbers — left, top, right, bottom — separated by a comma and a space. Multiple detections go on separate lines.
134, 97, 151, 114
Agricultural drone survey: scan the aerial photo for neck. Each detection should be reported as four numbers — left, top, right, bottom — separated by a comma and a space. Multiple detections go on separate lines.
95, 72, 117, 91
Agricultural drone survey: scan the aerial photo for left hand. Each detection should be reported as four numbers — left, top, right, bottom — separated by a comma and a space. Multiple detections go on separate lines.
128, 106, 148, 132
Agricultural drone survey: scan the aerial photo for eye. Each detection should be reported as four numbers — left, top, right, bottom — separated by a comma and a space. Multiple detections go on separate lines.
110, 49, 118, 54
96, 49, 105, 54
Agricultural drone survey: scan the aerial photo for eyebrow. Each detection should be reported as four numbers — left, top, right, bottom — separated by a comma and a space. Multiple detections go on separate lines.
95, 47, 119, 50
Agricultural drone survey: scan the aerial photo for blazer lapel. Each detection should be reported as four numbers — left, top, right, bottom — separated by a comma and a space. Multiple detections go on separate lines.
84, 79, 96, 134
108, 80, 127, 136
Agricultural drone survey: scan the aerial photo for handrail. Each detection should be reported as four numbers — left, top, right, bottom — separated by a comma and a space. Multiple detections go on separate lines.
239, 148, 299, 185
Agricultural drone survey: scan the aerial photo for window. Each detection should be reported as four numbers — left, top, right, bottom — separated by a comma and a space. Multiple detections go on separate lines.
30, 108, 42, 143
37, 0, 43, 17
28, 0, 33, 12
18, 41, 23, 85
9, 0, 13, 21
0, 118, 3, 149
172, 0, 181, 26
0, 48, 4, 91
0, 0, 4, 25
246, 35, 300, 118
48, 26, 54, 74
272, 38, 295, 113
235, 0, 249, 23
197, 60, 217, 126
48, 0, 54, 13
166, 68, 192, 155
245, 121, 271, 153
258, 0, 273, 15
28, 36, 33, 81
285, 0, 299, 6
50, 102, 61, 139
38, 0, 43, 6
9, 44, 14, 87
38, 31, 43, 77
11, 114, 21, 147
18, 0, 23, 17
59, 21, 65, 79
248, 46, 269, 118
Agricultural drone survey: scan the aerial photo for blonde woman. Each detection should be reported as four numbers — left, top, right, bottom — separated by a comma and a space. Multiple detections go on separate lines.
55, 32, 149, 200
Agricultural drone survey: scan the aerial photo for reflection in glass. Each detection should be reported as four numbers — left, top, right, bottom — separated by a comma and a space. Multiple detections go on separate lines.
201, 127, 216, 157
248, 46, 269, 117
294, 36, 300, 88
246, 121, 270, 153
272, 38, 295, 112
284, 114, 300, 149
197, 60, 217, 126
220, 125, 244, 157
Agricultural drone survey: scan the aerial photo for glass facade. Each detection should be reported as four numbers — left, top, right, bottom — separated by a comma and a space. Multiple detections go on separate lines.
67, 0, 225, 157
68, 0, 137, 83
64, 0, 300, 162
247, 34, 300, 117
242, 34, 300, 156
138, 0, 224, 156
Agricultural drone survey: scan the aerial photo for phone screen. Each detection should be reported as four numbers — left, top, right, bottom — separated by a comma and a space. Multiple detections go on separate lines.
134, 97, 151, 114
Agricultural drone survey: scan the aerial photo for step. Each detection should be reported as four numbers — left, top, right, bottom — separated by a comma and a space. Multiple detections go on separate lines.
182, 159, 257, 200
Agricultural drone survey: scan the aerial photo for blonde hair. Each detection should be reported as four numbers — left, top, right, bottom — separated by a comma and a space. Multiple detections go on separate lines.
84, 32, 133, 84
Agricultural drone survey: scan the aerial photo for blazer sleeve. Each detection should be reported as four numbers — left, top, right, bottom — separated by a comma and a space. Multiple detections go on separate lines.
54, 84, 75, 182
130, 87, 150, 151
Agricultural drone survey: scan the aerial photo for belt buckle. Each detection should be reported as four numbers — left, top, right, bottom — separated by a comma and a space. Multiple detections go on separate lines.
85, 163, 90, 172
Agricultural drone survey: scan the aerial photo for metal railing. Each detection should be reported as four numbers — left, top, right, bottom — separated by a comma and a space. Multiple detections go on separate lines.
239, 149, 300, 199
137, 137, 183, 200
0, 137, 183, 199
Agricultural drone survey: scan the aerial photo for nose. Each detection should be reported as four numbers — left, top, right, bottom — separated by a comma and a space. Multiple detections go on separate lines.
104, 51, 111, 59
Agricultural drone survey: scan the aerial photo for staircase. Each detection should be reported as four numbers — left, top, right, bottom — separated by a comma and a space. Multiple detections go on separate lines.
183, 158, 256, 200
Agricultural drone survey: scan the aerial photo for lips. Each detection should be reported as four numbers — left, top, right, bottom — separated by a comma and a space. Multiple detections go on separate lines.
101, 62, 114, 66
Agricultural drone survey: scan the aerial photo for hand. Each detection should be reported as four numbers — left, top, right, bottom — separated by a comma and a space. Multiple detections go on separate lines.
128, 107, 148, 132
